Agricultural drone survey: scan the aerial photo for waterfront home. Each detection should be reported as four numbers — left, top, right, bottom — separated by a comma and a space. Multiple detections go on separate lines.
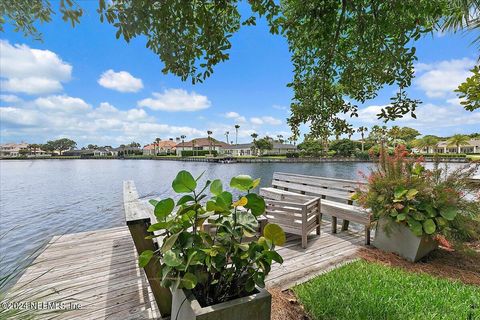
223, 142, 297, 156
0, 142, 48, 157
415, 138, 480, 154
143, 140, 177, 155
175, 137, 228, 156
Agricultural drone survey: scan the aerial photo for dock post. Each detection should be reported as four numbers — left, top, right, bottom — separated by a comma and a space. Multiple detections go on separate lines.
124, 181, 172, 317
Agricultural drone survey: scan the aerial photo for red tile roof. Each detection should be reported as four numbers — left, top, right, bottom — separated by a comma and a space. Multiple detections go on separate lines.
176, 137, 229, 148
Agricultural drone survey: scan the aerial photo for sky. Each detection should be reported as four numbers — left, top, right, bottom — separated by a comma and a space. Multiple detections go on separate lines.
0, 2, 479, 147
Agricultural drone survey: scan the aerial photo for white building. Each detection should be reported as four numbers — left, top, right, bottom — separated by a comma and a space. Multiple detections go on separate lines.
434, 139, 480, 154
223, 142, 297, 156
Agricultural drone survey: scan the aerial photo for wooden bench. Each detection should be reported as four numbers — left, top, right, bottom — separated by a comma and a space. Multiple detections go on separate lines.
269, 172, 371, 245
260, 187, 321, 248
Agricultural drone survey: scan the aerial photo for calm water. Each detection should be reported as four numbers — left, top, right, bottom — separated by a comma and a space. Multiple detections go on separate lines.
0, 159, 373, 273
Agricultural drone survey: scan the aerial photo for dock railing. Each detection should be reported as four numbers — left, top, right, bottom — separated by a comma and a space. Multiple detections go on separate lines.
123, 180, 172, 317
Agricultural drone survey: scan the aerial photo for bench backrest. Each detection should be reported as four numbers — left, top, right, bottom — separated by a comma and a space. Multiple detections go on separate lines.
272, 172, 366, 203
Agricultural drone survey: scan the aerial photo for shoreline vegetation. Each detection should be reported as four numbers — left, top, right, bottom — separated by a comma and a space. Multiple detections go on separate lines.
0, 155, 475, 163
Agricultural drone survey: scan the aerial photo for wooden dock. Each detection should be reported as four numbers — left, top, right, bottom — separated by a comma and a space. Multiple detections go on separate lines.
9, 222, 363, 319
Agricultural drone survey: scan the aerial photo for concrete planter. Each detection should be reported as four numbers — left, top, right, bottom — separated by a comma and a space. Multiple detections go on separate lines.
171, 287, 271, 320
374, 217, 438, 262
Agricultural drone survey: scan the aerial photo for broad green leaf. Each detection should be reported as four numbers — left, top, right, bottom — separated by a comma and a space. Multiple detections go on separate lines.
161, 232, 180, 253
237, 212, 258, 232
230, 175, 254, 191
251, 178, 261, 189
263, 223, 286, 246
244, 193, 266, 216
396, 213, 406, 221
210, 179, 223, 196
394, 187, 408, 199
263, 251, 283, 264
245, 278, 255, 292
182, 272, 197, 289
163, 250, 182, 267
406, 189, 418, 200
172, 170, 197, 193
422, 219, 436, 235
148, 221, 173, 231
177, 195, 195, 206
407, 219, 423, 237
435, 216, 447, 227
440, 207, 457, 221
154, 198, 175, 221
413, 211, 426, 221
138, 250, 154, 268
253, 272, 265, 288
149, 199, 159, 207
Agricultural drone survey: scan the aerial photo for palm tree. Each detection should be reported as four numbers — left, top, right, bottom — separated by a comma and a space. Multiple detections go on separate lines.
192, 139, 196, 156
251, 133, 258, 156
441, 0, 480, 45
234, 124, 240, 145
414, 135, 439, 153
447, 134, 470, 154
225, 131, 230, 144
207, 130, 213, 155
357, 126, 368, 151
155, 137, 161, 155
180, 135, 186, 153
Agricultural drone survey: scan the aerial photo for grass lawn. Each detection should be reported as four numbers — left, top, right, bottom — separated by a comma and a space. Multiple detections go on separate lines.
294, 260, 480, 320
467, 155, 480, 161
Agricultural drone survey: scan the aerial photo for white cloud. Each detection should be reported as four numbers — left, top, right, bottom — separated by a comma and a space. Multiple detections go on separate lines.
225, 111, 240, 118
415, 58, 475, 98
0, 96, 204, 145
0, 40, 72, 95
224, 111, 246, 123
353, 103, 480, 131
250, 116, 282, 126
97, 69, 143, 93
262, 116, 282, 125
34, 95, 91, 113
250, 117, 263, 125
272, 104, 288, 111
0, 94, 21, 103
138, 89, 211, 112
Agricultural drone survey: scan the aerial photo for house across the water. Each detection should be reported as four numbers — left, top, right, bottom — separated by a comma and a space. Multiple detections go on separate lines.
175, 137, 229, 156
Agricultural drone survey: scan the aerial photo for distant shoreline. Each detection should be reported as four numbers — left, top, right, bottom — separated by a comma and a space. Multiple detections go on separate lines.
0, 156, 471, 163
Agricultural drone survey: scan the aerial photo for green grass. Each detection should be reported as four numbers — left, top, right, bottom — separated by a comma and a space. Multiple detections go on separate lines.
294, 260, 480, 320
467, 155, 480, 161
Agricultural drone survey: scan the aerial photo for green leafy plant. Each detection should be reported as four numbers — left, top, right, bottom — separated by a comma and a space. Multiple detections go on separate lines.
139, 171, 285, 307
353, 145, 480, 239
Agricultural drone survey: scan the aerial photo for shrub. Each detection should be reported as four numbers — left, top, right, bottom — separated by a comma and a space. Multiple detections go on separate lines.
414, 153, 467, 158
353, 145, 480, 242
354, 150, 370, 160
140, 171, 285, 307
181, 150, 218, 157
329, 139, 361, 157
286, 152, 299, 158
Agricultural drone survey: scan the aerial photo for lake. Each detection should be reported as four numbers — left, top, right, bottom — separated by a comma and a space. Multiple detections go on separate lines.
0, 159, 375, 274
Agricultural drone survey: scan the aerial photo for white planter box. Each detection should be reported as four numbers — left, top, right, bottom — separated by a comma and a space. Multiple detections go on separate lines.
171, 287, 271, 320
374, 217, 438, 262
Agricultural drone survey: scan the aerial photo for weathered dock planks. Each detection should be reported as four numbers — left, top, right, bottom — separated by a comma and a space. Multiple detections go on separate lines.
8, 221, 363, 319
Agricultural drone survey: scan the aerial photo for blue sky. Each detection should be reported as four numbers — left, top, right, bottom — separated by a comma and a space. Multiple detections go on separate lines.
0, 2, 479, 147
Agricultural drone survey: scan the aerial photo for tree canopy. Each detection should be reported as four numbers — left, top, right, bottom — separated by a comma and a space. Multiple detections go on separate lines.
2, 0, 478, 138
456, 65, 480, 111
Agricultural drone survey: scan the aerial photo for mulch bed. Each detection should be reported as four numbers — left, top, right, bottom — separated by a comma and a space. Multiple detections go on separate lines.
270, 288, 310, 320
358, 246, 480, 286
